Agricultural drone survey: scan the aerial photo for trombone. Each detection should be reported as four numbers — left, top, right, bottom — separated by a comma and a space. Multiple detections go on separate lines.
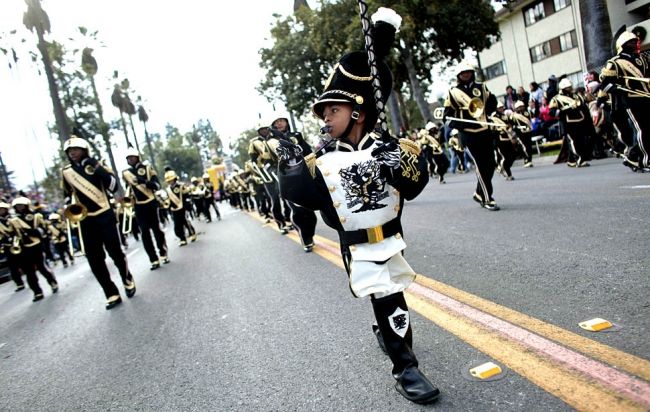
64, 198, 88, 256
120, 188, 136, 234
618, 85, 650, 98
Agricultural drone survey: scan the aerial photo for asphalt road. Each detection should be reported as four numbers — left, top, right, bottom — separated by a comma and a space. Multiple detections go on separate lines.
0, 156, 647, 411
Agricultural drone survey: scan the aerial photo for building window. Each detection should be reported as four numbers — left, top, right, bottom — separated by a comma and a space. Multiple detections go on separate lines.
566, 71, 584, 88
554, 0, 570, 11
524, 2, 546, 26
484, 61, 506, 80
530, 42, 551, 63
559, 30, 577, 52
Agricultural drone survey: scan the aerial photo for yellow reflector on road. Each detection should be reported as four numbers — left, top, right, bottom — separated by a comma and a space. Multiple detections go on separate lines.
579, 318, 613, 332
469, 362, 502, 380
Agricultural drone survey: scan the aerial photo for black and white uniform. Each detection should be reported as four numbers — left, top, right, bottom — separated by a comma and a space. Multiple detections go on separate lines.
549, 92, 592, 166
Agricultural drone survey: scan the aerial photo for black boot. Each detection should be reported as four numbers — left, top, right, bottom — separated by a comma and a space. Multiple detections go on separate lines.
372, 293, 440, 404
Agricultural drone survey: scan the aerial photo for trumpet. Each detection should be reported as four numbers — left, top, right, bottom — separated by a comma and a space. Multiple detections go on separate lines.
10, 236, 21, 255
64, 199, 87, 256
618, 85, 650, 98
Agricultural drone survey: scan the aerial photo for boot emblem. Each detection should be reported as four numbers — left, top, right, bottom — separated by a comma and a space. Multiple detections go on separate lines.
389, 307, 409, 338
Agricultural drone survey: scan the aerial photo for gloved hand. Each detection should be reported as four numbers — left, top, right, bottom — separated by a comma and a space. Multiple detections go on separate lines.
81, 157, 98, 168
371, 140, 401, 170
596, 95, 608, 107
276, 138, 303, 170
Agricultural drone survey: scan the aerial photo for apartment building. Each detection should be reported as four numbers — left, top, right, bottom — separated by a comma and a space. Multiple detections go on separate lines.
478, 0, 650, 96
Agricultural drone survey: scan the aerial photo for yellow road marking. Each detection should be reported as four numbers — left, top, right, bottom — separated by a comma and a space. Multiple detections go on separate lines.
407, 293, 646, 412
415, 276, 650, 382
245, 211, 650, 408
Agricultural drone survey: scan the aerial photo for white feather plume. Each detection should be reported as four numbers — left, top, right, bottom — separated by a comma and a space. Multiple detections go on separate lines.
371, 7, 402, 32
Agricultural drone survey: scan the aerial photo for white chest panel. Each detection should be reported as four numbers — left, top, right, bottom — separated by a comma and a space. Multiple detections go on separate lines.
318, 145, 406, 261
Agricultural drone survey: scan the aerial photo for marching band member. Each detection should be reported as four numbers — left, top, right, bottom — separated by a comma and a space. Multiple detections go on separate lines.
418, 122, 449, 184
62, 137, 135, 309
549, 79, 592, 168
512, 100, 534, 168
0, 201, 26, 292
122, 148, 169, 270
444, 62, 500, 210
164, 170, 197, 246
599, 30, 650, 171
491, 102, 517, 180
277, 8, 439, 404
47, 213, 74, 268
202, 173, 221, 221
9, 197, 58, 302
270, 115, 317, 251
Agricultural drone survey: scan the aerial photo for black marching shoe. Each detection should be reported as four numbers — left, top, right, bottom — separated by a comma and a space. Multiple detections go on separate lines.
124, 278, 136, 298
50, 282, 59, 294
303, 243, 314, 253
161, 255, 170, 264
395, 366, 441, 404
15, 284, 26, 292
106, 295, 122, 310
150, 260, 161, 270
32, 293, 44, 302
482, 200, 500, 211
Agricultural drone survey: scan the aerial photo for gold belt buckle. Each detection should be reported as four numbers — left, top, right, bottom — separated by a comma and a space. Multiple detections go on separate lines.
366, 225, 384, 244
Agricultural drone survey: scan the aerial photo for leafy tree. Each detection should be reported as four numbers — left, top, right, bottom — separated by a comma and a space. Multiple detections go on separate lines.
23, 0, 70, 144
137, 103, 159, 173
259, 0, 499, 123
229, 129, 258, 170
111, 82, 133, 148
158, 124, 203, 179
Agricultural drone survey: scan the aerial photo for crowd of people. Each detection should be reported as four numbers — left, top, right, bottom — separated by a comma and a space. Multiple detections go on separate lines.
1, 8, 647, 407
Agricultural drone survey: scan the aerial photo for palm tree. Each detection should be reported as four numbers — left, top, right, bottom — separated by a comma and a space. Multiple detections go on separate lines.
111, 84, 133, 148
137, 104, 159, 173
81, 47, 122, 193
579, 0, 612, 70
120, 79, 141, 152
23, 0, 70, 145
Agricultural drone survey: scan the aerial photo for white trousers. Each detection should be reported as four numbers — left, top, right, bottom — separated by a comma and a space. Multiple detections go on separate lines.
349, 253, 416, 298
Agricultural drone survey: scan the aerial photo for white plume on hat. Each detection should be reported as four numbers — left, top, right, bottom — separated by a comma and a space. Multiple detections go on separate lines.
371, 7, 402, 32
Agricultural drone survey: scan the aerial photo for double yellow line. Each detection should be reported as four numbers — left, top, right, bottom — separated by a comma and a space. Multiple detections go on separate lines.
249, 213, 650, 411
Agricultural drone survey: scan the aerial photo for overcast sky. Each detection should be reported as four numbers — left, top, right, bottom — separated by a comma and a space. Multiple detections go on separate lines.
1, 0, 458, 191
1, 0, 297, 189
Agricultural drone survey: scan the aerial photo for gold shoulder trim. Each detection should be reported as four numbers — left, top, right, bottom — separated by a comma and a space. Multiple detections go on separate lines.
399, 138, 421, 156
304, 153, 317, 178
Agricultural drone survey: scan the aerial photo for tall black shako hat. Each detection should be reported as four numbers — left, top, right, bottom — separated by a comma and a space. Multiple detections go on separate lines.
312, 7, 401, 133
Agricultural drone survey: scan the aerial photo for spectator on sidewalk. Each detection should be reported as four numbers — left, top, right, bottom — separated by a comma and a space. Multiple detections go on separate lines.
504, 85, 518, 110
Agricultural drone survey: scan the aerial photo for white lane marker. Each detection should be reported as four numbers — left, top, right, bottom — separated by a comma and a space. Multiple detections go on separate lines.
622, 185, 650, 189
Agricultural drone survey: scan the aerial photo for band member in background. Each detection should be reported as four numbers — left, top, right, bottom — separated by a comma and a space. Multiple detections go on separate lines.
550, 79, 591, 168
448, 128, 467, 174
190, 177, 211, 222
491, 102, 517, 181
202, 173, 221, 221
0, 201, 25, 292
444, 62, 499, 211
47, 213, 74, 268
278, 8, 439, 403
270, 115, 317, 251
245, 161, 272, 221
9, 197, 58, 302
123, 148, 169, 270
62, 137, 135, 309
249, 123, 291, 234
600, 30, 650, 171
165, 170, 197, 246
419, 122, 449, 184
512, 100, 534, 168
